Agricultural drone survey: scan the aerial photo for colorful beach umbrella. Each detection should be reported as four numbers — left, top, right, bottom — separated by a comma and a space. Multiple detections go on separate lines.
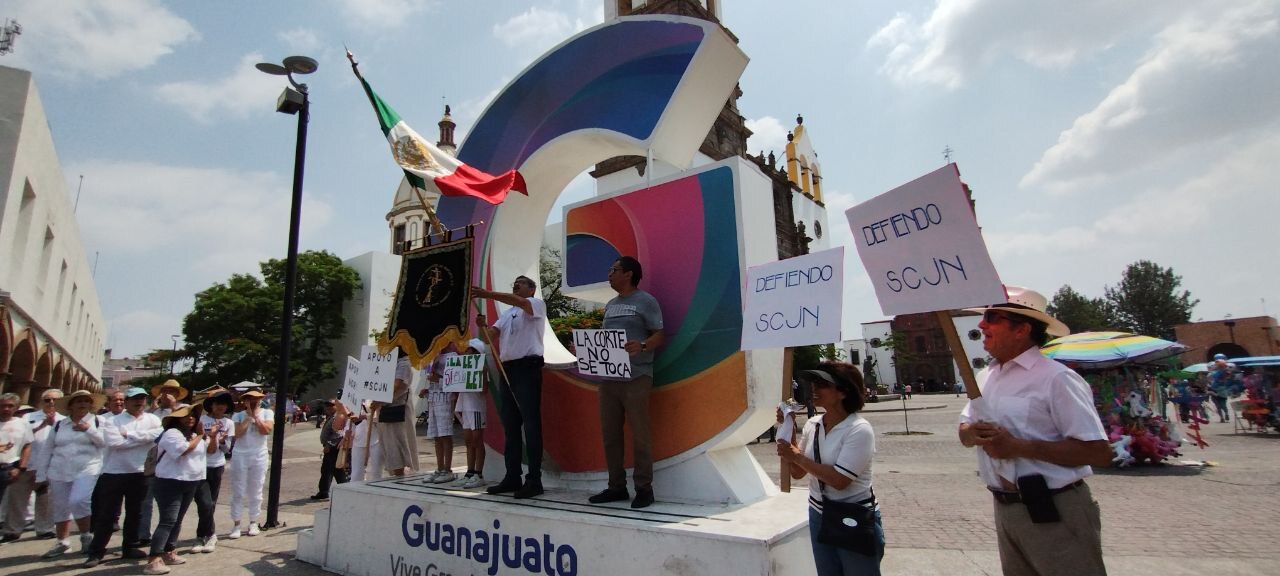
1042, 331, 1190, 369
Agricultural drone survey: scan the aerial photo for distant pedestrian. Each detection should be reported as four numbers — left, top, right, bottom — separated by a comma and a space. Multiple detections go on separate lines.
311, 400, 348, 499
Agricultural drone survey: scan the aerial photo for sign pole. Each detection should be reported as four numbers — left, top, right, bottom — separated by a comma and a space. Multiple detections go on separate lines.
780, 347, 794, 493
935, 310, 980, 399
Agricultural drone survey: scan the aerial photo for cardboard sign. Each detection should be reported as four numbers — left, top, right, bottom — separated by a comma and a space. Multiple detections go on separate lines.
572, 329, 632, 378
741, 247, 844, 350
845, 164, 1005, 315
340, 356, 362, 413
357, 345, 398, 403
442, 354, 486, 393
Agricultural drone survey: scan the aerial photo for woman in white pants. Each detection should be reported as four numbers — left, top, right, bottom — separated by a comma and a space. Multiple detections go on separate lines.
226, 390, 271, 539
34, 390, 105, 558
346, 402, 382, 483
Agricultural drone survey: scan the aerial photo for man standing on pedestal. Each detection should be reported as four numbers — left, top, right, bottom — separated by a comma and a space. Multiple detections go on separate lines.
473, 276, 547, 499
588, 256, 664, 509
958, 286, 1112, 576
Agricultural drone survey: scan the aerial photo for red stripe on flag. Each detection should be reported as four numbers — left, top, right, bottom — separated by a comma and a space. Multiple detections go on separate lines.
435, 165, 528, 205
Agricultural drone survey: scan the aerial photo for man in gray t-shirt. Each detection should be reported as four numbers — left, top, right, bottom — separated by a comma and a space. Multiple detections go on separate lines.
589, 256, 665, 509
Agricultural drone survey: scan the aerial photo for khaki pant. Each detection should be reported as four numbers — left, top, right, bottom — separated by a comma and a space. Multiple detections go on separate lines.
993, 482, 1107, 576
3, 469, 53, 536
599, 375, 653, 492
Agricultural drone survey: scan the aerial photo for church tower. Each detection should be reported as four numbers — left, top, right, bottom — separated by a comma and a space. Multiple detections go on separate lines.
385, 105, 452, 254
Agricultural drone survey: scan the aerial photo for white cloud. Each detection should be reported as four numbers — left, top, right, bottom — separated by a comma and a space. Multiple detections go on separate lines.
155, 53, 289, 121
5, 0, 197, 79
492, 2, 601, 51
336, 0, 438, 29
278, 28, 321, 53
866, 0, 1186, 89
1021, 1, 1280, 191
76, 159, 334, 356
745, 116, 789, 158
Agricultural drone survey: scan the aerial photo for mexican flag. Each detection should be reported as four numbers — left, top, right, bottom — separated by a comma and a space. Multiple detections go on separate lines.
354, 72, 526, 205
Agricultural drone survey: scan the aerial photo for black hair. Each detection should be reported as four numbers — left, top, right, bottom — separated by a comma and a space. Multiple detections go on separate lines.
514, 275, 537, 292
615, 256, 643, 287
162, 406, 201, 436
808, 361, 867, 413
999, 310, 1051, 347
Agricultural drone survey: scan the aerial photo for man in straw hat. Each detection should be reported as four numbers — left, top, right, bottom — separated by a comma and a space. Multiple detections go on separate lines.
957, 286, 1113, 576
84, 387, 162, 567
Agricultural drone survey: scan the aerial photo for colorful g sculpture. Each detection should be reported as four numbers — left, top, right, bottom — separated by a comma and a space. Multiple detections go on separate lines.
435, 16, 782, 503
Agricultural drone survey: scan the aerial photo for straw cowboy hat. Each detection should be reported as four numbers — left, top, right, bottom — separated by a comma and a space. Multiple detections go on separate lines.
151, 379, 190, 401
201, 388, 235, 412
56, 390, 106, 413
966, 285, 1071, 338
163, 404, 196, 422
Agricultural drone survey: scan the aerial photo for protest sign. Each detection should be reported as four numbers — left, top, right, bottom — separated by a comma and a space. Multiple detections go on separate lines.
572, 329, 632, 378
741, 246, 844, 350
442, 354, 486, 393
357, 345, 397, 403
845, 164, 1005, 316
340, 356, 361, 412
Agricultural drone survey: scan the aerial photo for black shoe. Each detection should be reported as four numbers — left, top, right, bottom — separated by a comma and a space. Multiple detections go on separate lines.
138, 538, 151, 547
37, 531, 55, 540
486, 478, 522, 495
513, 482, 544, 499
309, 493, 329, 500
83, 555, 104, 568
587, 488, 630, 504
123, 548, 148, 559
630, 489, 655, 509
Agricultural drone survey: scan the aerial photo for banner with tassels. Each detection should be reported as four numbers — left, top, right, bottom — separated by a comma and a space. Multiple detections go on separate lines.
381, 235, 473, 368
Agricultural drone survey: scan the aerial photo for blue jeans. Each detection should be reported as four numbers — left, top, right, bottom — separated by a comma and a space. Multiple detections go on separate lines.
150, 478, 199, 556
809, 506, 884, 576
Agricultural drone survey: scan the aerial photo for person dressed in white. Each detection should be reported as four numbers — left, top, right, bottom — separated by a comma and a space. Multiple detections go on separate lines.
13, 389, 65, 540
226, 390, 271, 539
191, 390, 234, 553
83, 387, 163, 567
144, 405, 207, 575
345, 401, 382, 483
0, 393, 34, 542
34, 390, 106, 558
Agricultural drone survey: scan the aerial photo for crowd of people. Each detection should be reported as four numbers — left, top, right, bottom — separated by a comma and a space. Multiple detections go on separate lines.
0, 380, 273, 573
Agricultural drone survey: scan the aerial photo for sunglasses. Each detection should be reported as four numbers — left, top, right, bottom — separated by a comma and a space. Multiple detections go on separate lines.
982, 310, 1024, 325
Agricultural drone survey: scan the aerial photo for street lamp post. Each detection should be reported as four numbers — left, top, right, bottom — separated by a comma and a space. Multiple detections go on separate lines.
1225, 320, 1237, 344
170, 335, 181, 376
256, 55, 317, 530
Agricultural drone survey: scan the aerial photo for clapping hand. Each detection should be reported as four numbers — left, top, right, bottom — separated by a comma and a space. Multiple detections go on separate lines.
72, 419, 90, 432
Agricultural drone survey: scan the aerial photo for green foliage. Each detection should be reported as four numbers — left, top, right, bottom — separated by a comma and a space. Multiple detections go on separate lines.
1047, 285, 1118, 333
878, 331, 913, 366
549, 309, 604, 348
182, 250, 360, 395
539, 247, 580, 319
1104, 260, 1198, 340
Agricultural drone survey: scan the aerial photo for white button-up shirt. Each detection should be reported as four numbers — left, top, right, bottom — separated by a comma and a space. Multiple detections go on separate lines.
25, 410, 66, 473
34, 413, 106, 483
800, 413, 876, 512
155, 428, 207, 481
101, 411, 163, 474
960, 347, 1108, 490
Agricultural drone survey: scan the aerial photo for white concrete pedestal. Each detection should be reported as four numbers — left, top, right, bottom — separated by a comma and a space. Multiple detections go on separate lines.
298, 472, 813, 576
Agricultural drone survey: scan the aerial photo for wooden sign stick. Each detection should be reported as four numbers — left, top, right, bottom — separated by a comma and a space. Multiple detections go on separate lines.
935, 310, 981, 399
780, 347, 794, 493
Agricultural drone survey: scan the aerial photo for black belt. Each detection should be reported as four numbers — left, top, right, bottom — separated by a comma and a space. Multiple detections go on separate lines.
989, 480, 1085, 504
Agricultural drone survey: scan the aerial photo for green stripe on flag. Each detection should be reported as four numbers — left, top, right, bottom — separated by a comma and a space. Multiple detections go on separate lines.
357, 75, 402, 137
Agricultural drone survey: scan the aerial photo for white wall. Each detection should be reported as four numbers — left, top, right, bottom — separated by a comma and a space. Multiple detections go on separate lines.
313, 250, 400, 400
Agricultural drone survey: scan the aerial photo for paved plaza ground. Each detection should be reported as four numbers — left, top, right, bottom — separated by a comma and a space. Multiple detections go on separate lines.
1, 395, 1276, 575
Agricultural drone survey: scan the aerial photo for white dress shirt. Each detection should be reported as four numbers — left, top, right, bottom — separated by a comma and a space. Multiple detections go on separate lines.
101, 411, 164, 474
960, 347, 1108, 490
155, 428, 207, 481
493, 297, 546, 361
35, 413, 105, 482
25, 410, 66, 472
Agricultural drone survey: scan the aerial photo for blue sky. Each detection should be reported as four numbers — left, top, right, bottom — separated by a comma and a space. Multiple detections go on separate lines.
5, 0, 1278, 358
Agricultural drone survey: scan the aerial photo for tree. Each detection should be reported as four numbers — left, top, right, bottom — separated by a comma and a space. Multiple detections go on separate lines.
539, 247, 579, 319
1104, 260, 1198, 340
183, 250, 360, 395
1046, 285, 1118, 334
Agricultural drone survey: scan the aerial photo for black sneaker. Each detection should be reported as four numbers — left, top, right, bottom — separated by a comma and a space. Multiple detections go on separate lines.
587, 488, 630, 504
0, 533, 20, 543
123, 548, 149, 559
309, 493, 329, 500
513, 482, 544, 499
83, 555, 104, 568
486, 478, 522, 495
630, 489, 655, 509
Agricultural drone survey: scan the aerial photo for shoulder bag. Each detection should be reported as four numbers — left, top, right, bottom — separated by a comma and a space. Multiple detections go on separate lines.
813, 424, 881, 556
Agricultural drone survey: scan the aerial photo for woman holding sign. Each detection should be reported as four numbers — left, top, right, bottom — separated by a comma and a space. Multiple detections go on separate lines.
777, 361, 883, 575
